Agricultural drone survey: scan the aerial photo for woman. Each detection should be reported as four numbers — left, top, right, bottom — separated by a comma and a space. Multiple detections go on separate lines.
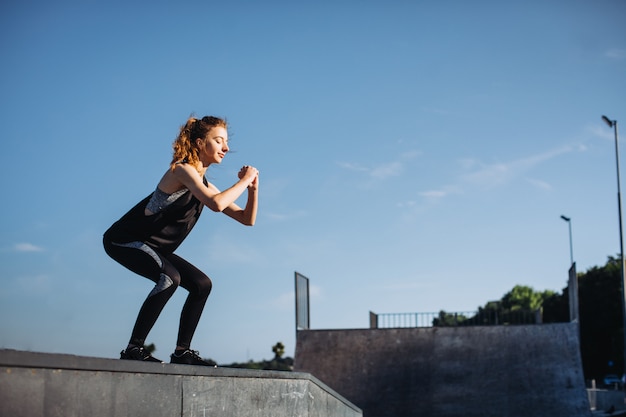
103, 116, 258, 365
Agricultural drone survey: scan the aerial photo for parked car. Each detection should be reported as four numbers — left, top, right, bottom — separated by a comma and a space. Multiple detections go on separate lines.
603, 374, 623, 389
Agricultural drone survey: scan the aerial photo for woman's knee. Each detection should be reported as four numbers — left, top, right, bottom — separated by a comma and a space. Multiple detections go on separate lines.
182, 273, 211, 298
198, 276, 212, 298
148, 271, 180, 298
162, 265, 182, 288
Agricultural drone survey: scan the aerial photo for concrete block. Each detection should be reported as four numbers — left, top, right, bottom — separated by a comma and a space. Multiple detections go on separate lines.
0, 349, 361, 417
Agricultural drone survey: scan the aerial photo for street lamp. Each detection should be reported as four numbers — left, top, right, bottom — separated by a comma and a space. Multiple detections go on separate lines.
561, 215, 578, 323
602, 114, 626, 378
560, 215, 573, 266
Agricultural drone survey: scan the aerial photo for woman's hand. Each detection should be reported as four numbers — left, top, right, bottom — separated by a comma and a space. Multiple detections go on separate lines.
238, 165, 259, 190
225, 164, 258, 225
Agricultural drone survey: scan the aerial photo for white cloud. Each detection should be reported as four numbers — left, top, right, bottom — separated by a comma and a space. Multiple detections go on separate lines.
265, 210, 308, 222
338, 149, 421, 181
370, 161, 403, 179
460, 146, 573, 189
461, 162, 511, 188
419, 145, 574, 202
336, 161, 368, 172
606, 48, 626, 60
419, 190, 448, 199
590, 124, 616, 141
526, 178, 552, 191
400, 150, 423, 159
396, 200, 417, 208
14, 243, 44, 252
417, 184, 462, 202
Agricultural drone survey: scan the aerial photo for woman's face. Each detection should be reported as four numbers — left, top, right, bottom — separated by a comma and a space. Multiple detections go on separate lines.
198, 126, 229, 165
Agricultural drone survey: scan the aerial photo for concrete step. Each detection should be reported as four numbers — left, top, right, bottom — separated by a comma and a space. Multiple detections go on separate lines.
0, 349, 361, 417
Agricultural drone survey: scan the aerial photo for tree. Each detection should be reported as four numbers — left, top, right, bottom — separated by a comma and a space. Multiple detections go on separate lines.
501, 285, 554, 312
432, 311, 469, 326
272, 342, 285, 359
225, 342, 293, 371
435, 286, 554, 327
577, 255, 623, 380
542, 290, 569, 323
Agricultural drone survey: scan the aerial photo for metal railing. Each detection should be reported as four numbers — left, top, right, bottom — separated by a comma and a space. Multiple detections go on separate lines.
370, 309, 543, 329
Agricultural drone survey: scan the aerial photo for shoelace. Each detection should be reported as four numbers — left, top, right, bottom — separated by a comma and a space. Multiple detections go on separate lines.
136, 347, 153, 359
174, 349, 201, 359
187, 349, 202, 359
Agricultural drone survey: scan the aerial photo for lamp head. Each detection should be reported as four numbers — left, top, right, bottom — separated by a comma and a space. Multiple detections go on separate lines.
602, 115, 614, 127
560, 215, 571, 222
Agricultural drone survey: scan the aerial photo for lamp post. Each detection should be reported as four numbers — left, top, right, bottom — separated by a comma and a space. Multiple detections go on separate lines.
602, 114, 626, 378
561, 215, 578, 323
560, 215, 574, 266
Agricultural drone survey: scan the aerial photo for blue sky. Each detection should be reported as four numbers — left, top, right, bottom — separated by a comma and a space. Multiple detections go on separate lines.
1, 0, 625, 364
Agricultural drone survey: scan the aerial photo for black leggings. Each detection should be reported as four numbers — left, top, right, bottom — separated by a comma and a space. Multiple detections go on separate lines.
103, 239, 212, 349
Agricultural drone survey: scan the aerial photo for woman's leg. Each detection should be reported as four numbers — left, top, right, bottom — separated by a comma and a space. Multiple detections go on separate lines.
167, 254, 212, 350
104, 240, 182, 347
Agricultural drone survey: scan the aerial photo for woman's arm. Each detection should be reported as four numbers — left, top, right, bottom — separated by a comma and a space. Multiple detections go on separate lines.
223, 175, 258, 226
172, 164, 258, 225
222, 166, 258, 225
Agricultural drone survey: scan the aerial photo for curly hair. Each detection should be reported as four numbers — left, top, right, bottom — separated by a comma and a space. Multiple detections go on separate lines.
170, 116, 228, 169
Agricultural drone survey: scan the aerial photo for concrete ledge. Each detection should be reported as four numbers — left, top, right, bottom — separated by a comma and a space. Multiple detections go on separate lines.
0, 349, 362, 417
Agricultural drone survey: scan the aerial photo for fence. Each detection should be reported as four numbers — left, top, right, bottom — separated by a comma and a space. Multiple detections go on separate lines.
370, 309, 543, 329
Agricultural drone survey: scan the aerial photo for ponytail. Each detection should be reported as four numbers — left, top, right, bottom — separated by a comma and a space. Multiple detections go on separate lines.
170, 116, 227, 170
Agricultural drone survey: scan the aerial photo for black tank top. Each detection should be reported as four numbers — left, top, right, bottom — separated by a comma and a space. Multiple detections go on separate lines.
104, 178, 206, 255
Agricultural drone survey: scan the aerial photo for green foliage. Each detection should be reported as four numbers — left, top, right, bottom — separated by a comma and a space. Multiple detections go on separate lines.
435, 285, 552, 327
272, 342, 285, 359
501, 285, 555, 311
432, 311, 469, 326
577, 255, 624, 380
223, 342, 293, 371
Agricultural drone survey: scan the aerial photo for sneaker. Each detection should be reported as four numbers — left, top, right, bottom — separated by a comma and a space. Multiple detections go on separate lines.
120, 346, 163, 363
170, 349, 216, 366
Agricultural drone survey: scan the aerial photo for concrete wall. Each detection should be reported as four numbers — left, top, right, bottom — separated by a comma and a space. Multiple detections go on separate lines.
295, 323, 591, 417
0, 349, 361, 417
